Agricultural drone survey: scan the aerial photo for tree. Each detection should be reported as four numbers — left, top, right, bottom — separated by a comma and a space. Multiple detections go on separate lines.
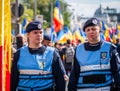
10, 0, 72, 28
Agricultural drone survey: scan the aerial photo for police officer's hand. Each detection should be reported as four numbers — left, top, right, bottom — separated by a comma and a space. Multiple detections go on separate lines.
64, 74, 69, 81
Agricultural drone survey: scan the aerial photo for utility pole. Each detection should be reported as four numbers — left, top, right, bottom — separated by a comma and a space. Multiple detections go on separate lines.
15, 0, 19, 20
15, 0, 20, 35
11, 0, 24, 35
51, 0, 53, 26
34, 0, 37, 20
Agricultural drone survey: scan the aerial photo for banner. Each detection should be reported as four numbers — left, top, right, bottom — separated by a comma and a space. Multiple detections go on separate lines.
0, 0, 11, 91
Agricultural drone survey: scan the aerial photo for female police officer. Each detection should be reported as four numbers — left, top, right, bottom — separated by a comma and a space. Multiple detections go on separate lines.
11, 21, 66, 91
68, 17, 120, 91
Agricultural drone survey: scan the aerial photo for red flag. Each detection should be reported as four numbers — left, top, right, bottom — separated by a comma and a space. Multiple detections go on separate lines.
53, 0, 64, 32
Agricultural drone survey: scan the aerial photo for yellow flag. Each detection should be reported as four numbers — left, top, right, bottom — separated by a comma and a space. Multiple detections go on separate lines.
0, 0, 11, 91
118, 25, 120, 30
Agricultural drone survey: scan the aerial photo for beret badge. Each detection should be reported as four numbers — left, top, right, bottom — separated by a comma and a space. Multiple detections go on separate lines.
92, 19, 98, 25
38, 24, 42, 29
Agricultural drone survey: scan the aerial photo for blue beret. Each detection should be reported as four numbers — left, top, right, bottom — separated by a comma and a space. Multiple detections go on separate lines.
83, 17, 100, 31
44, 35, 51, 41
26, 21, 42, 33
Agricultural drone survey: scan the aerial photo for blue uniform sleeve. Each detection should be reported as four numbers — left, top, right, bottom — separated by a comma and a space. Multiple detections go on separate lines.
68, 50, 80, 91
110, 44, 120, 90
52, 50, 66, 91
10, 50, 20, 91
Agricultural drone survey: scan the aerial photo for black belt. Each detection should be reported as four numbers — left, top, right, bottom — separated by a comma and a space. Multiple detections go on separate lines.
83, 74, 106, 84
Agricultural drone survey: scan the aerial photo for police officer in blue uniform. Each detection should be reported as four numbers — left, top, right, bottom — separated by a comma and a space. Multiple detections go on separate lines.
42, 35, 52, 46
11, 21, 66, 91
68, 17, 120, 91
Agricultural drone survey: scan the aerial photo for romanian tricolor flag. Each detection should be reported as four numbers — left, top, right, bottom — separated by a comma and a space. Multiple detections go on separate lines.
53, 0, 64, 33
104, 29, 111, 42
101, 21, 111, 42
0, 0, 11, 91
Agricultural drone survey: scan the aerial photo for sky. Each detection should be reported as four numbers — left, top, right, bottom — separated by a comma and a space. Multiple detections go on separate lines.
64, 0, 120, 17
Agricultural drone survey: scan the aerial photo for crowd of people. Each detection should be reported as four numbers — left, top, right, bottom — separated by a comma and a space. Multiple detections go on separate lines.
11, 17, 120, 91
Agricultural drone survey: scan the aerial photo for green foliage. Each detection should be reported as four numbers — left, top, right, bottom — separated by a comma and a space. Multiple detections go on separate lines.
10, 0, 15, 2
21, 6, 34, 22
60, 1, 72, 28
11, 0, 72, 28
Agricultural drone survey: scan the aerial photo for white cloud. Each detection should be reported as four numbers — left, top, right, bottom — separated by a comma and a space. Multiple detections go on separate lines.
102, 1, 120, 9
67, 3, 98, 17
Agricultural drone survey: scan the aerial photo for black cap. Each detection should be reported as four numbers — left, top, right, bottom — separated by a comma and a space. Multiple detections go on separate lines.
83, 17, 100, 31
44, 35, 51, 41
26, 21, 42, 33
